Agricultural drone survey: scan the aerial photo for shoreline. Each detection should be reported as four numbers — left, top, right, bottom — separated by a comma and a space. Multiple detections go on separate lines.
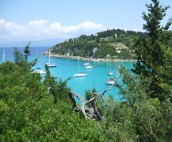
48, 53, 136, 63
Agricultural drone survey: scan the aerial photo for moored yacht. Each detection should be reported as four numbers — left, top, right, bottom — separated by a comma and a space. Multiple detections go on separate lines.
85, 65, 93, 69
45, 49, 56, 67
33, 68, 46, 74
108, 71, 113, 76
106, 78, 117, 85
74, 72, 87, 77
74, 57, 87, 77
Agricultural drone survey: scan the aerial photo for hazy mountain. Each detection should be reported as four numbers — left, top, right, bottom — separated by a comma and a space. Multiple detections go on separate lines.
0, 38, 66, 47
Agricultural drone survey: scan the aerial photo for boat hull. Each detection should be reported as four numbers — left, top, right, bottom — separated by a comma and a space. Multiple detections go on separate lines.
33, 69, 46, 74
108, 71, 113, 76
74, 73, 87, 77
106, 78, 117, 85
86, 65, 93, 69
45, 63, 56, 67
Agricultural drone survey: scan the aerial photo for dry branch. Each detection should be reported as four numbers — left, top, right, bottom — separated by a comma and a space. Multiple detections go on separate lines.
69, 83, 117, 120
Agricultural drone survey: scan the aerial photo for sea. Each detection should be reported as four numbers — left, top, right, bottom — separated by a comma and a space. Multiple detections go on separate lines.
0, 46, 134, 101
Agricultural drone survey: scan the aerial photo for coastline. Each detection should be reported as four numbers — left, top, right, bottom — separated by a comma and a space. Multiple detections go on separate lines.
47, 53, 136, 63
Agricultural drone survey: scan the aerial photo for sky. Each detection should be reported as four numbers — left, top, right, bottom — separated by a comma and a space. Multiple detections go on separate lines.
0, 0, 172, 43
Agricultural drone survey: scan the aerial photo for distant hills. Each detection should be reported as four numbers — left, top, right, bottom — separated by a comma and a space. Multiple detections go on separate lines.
0, 38, 66, 47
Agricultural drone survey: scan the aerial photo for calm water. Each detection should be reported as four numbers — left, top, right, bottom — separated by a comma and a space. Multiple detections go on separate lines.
0, 46, 134, 101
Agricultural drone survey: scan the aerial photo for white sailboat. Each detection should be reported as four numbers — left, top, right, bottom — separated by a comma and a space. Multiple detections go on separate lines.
85, 62, 93, 69
85, 60, 93, 69
106, 62, 119, 85
84, 53, 93, 69
106, 78, 117, 85
84, 62, 90, 66
74, 58, 87, 77
108, 62, 113, 76
45, 49, 56, 67
85, 65, 93, 69
34, 68, 46, 74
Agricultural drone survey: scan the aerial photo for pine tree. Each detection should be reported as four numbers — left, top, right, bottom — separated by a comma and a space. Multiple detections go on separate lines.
24, 41, 31, 60
132, 0, 172, 101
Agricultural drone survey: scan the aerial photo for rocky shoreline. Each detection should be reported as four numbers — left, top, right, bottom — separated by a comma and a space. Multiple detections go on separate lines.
47, 53, 136, 63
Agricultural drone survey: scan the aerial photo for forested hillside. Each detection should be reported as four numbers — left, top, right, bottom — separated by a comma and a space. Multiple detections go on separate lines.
51, 29, 172, 60
51, 29, 147, 60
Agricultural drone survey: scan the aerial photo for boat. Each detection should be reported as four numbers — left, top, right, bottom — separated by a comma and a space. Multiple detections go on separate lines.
74, 58, 87, 77
74, 72, 87, 77
34, 68, 46, 74
106, 78, 117, 85
108, 62, 113, 76
45, 49, 56, 67
85, 65, 93, 69
108, 70, 113, 76
84, 62, 90, 66
106, 61, 120, 85
84, 53, 93, 69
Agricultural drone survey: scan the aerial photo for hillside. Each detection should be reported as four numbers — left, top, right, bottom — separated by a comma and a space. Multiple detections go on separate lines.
50, 29, 148, 60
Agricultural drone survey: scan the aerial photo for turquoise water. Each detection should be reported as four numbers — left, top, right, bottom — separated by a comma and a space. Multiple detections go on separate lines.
0, 47, 134, 101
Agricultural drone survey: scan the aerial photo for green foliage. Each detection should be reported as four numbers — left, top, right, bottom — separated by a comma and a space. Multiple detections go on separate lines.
133, 0, 172, 100
14, 47, 37, 72
43, 65, 71, 104
0, 59, 106, 141
85, 87, 97, 101
24, 42, 31, 55
112, 1, 172, 141
43, 64, 56, 87
117, 65, 172, 141
1, 47, 114, 141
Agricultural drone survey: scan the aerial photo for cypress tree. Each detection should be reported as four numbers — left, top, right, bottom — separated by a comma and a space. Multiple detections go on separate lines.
24, 41, 31, 60
132, 0, 172, 101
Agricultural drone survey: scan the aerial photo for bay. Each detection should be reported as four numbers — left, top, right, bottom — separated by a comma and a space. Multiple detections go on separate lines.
0, 46, 133, 101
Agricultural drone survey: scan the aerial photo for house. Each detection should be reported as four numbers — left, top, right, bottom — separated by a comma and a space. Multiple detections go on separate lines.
111, 42, 129, 53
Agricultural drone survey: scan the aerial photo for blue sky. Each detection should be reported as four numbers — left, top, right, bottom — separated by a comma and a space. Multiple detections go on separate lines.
0, 0, 172, 42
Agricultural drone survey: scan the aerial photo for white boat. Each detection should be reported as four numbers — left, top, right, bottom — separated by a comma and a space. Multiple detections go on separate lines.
86, 65, 93, 69
74, 58, 87, 77
108, 62, 113, 76
106, 62, 120, 85
46, 62, 56, 67
74, 72, 87, 77
106, 78, 117, 85
34, 68, 46, 74
84, 62, 90, 66
117, 66, 121, 69
84, 53, 93, 69
108, 71, 113, 76
45, 49, 56, 67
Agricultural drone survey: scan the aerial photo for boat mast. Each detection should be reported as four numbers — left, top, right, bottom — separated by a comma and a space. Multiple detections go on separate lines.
110, 62, 112, 72
78, 57, 80, 73
48, 49, 50, 64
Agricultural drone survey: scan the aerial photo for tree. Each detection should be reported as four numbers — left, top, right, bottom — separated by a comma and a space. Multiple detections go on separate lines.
117, 1, 172, 141
14, 45, 37, 72
24, 41, 31, 60
132, 0, 172, 101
